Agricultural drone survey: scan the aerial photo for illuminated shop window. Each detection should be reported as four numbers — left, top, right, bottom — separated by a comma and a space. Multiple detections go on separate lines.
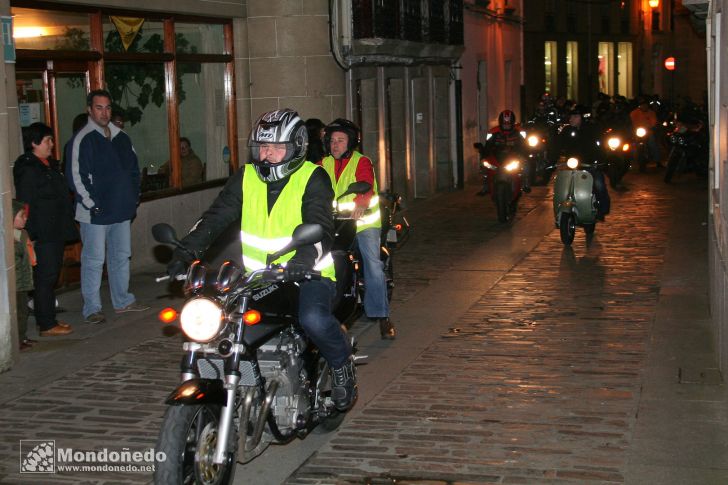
544, 41, 557, 94
566, 41, 578, 100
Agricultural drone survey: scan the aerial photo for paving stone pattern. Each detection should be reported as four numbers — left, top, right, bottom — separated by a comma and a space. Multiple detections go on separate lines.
286, 181, 673, 484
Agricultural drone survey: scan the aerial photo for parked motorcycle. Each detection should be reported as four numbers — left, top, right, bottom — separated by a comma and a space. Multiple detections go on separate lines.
474, 142, 526, 223
600, 128, 631, 188
151, 222, 355, 484
664, 120, 709, 183
553, 156, 600, 245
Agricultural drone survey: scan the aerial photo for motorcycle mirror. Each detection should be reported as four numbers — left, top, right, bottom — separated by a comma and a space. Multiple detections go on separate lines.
152, 223, 181, 245
266, 224, 324, 266
337, 181, 372, 200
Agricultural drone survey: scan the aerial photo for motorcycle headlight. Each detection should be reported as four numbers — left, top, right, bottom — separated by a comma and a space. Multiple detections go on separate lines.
504, 160, 521, 172
180, 297, 224, 342
527, 135, 540, 147
622, 143, 630, 152
566, 157, 580, 169
635, 127, 647, 138
481, 159, 496, 170
607, 137, 621, 150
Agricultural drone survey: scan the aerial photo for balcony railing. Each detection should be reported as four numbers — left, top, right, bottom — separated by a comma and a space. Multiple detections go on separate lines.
352, 0, 463, 46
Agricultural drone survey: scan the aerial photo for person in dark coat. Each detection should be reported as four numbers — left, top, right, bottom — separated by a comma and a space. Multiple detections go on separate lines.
13, 122, 78, 337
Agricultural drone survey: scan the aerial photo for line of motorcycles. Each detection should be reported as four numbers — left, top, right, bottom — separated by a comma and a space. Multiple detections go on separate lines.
474, 111, 707, 246
149, 184, 409, 484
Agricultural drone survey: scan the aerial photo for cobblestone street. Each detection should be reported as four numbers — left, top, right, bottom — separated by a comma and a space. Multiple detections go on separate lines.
1, 169, 725, 484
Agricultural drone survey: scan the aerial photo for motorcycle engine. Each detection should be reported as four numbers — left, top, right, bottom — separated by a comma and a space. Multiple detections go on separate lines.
257, 329, 310, 432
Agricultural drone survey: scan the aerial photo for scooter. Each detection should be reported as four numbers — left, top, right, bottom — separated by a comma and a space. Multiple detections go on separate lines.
474, 143, 526, 223
553, 155, 600, 245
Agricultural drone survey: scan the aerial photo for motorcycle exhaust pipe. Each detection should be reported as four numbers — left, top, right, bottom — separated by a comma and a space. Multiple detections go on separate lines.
252, 379, 279, 445
238, 387, 258, 453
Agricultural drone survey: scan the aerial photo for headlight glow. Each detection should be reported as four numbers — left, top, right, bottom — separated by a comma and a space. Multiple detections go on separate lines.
566, 157, 580, 169
481, 159, 496, 170
527, 135, 540, 147
607, 137, 621, 150
635, 127, 647, 138
622, 143, 630, 151
504, 160, 521, 172
180, 297, 224, 342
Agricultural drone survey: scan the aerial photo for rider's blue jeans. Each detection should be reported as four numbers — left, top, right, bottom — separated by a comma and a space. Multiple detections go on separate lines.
355, 227, 389, 319
299, 278, 352, 369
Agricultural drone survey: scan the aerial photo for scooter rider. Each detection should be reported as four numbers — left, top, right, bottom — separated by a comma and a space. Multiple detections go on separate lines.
166, 109, 357, 411
554, 105, 611, 220
476, 110, 529, 195
321, 118, 396, 340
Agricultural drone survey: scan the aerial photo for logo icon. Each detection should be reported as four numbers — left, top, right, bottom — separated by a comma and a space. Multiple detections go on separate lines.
20, 440, 55, 473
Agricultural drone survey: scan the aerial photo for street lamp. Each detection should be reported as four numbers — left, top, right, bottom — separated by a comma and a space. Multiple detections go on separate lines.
648, 0, 659, 8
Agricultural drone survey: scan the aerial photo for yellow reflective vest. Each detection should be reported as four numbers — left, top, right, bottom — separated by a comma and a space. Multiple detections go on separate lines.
240, 163, 335, 280
321, 151, 381, 233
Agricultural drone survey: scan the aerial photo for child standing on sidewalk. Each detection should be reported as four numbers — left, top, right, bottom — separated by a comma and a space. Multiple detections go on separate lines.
13, 199, 36, 351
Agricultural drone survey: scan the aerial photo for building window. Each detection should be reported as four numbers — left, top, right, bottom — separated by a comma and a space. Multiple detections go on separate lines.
617, 42, 633, 98
544, 41, 557, 95
598, 42, 614, 95
566, 41, 578, 100
10, 5, 236, 196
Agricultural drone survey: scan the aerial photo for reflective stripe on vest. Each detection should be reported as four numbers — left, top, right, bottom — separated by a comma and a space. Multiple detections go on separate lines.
321, 151, 381, 232
240, 163, 336, 280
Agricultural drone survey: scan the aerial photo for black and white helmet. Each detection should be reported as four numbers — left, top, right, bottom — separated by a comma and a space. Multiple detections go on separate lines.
249, 109, 308, 183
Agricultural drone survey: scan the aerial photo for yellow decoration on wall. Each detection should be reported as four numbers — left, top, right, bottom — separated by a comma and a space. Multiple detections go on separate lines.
110, 16, 145, 52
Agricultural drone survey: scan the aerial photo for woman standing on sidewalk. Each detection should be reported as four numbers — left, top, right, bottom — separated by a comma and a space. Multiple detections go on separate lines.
13, 122, 78, 337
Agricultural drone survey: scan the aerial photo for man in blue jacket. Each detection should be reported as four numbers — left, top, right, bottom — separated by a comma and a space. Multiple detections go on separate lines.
66, 89, 149, 324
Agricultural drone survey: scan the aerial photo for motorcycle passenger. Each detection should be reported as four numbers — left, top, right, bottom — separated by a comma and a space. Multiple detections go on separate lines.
554, 105, 611, 221
630, 97, 662, 168
321, 119, 396, 340
166, 109, 358, 411
476, 109, 529, 195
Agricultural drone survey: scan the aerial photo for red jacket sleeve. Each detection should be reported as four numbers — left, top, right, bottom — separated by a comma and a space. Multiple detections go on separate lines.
354, 156, 375, 208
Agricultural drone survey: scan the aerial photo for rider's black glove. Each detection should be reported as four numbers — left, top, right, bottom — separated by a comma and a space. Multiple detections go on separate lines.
283, 261, 308, 282
167, 248, 194, 279
166, 259, 188, 279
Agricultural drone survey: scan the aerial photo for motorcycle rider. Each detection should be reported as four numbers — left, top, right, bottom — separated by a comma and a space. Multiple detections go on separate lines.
553, 105, 611, 221
166, 109, 358, 411
476, 109, 529, 195
321, 118, 396, 340
630, 97, 662, 168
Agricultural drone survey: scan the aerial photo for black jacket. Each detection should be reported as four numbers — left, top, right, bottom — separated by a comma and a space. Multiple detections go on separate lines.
13, 153, 78, 243
178, 164, 335, 270
554, 123, 600, 165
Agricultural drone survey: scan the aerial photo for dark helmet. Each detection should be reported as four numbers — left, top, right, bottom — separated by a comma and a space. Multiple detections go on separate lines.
498, 110, 516, 131
248, 109, 308, 183
324, 118, 360, 157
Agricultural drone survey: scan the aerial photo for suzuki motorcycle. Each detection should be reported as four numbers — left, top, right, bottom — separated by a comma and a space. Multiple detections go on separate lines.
553, 156, 600, 245
474, 143, 525, 223
600, 128, 631, 188
152, 223, 354, 484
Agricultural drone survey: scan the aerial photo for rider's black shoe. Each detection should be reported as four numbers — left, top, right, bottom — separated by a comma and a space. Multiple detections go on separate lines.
596, 213, 606, 222
379, 318, 396, 340
331, 357, 358, 411
475, 189, 488, 196
522, 185, 531, 194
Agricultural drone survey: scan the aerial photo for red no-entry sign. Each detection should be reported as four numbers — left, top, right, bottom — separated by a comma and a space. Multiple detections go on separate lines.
664, 57, 676, 71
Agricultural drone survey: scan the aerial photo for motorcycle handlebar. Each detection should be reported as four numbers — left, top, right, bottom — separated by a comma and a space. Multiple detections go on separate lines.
155, 274, 187, 283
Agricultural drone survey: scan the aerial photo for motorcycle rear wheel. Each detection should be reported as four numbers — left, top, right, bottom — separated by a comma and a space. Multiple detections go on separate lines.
559, 212, 576, 246
154, 404, 237, 485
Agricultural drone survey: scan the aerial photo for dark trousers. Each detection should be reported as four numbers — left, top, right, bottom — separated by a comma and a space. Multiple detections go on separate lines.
32, 241, 65, 331
298, 278, 352, 369
16, 291, 29, 341
592, 169, 611, 215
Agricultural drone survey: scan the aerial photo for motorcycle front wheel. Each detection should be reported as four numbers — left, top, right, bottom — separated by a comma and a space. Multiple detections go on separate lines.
559, 212, 576, 246
495, 183, 511, 223
154, 404, 237, 485
664, 148, 684, 183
